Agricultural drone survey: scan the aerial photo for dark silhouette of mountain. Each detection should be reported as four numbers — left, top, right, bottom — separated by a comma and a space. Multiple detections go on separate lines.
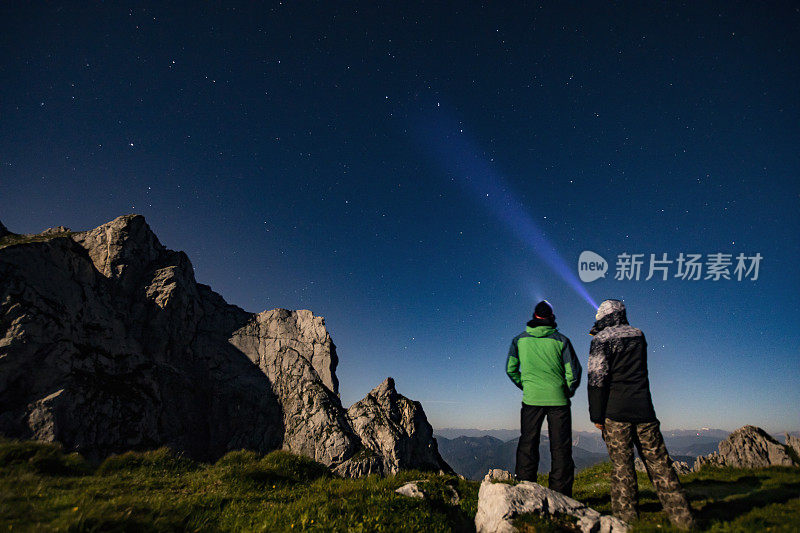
434, 428, 748, 480
436, 434, 606, 480
434, 428, 520, 441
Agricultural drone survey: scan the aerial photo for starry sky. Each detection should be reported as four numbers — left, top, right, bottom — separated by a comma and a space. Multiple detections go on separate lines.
2, 3, 798, 433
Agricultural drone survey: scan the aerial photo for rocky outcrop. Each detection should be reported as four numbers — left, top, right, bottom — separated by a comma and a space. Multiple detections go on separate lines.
0, 214, 450, 476
475, 480, 629, 533
396, 480, 460, 505
228, 308, 353, 466
634, 456, 690, 476
41, 226, 71, 236
344, 377, 453, 475
0, 220, 9, 238
785, 434, 800, 458
484, 468, 513, 482
693, 426, 798, 471
396, 482, 426, 499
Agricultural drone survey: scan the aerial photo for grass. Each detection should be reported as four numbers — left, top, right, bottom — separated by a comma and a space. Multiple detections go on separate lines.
516, 462, 800, 532
0, 231, 74, 249
0, 439, 798, 531
0, 439, 478, 532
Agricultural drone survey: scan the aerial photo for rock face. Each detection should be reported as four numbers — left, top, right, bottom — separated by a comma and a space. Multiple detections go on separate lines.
0, 214, 450, 475
0, 220, 9, 238
475, 480, 629, 533
342, 377, 453, 475
693, 426, 798, 471
484, 468, 513, 482
634, 456, 690, 476
785, 434, 800, 458
41, 226, 71, 236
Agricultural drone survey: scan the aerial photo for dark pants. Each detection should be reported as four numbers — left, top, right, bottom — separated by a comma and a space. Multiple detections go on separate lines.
515, 403, 574, 496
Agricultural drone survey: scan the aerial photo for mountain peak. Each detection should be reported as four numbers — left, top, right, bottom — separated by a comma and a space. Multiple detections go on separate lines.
0, 213, 450, 477
372, 377, 396, 396
693, 425, 798, 470
71, 214, 166, 284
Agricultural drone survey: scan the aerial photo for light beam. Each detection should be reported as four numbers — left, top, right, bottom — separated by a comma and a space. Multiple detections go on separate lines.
416, 112, 598, 309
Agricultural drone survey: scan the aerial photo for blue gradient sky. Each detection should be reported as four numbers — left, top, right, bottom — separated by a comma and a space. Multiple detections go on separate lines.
2, 3, 798, 433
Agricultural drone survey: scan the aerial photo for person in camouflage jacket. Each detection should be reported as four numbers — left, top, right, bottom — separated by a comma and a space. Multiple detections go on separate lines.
587, 299, 696, 530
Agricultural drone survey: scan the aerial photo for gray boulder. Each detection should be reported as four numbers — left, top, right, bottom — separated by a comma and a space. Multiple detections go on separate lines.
345, 377, 452, 475
0, 214, 450, 476
395, 480, 460, 504
693, 425, 798, 471
475, 480, 629, 533
484, 468, 513, 482
396, 482, 425, 499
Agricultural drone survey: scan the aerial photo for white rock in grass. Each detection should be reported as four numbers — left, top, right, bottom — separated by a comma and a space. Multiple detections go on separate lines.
396, 482, 425, 499
475, 480, 629, 533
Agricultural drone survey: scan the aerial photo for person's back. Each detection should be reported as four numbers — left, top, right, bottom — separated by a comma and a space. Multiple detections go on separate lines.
514, 323, 578, 406
587, 300, 695, 529
588, 311, 655, 424
507, 301, 581, 496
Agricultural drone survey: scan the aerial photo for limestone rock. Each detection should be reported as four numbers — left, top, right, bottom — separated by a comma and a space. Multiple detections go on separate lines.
41, 226, 71, 235
785, 434, 800, 458
692, 426, 798, 471
228, 308, 355, 466
672, 460, 691, 475
229, 308, 339, 396
692, 453, 725, 472
395, 480, 460, 505
634, 456, 690, 475
475, 480, 629, 533
0, 214, 450, 476
345, 377, 452, 475
332, 451, 384, 477
484, 468, 513, 482
0, 215, 281, 460
71, 214, 166, 293
396, 482, 425, 499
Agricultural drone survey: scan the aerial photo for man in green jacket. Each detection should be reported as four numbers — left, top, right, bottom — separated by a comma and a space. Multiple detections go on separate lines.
506, 300, 582, 496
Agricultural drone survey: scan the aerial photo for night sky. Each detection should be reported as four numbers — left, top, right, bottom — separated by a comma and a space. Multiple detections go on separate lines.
2, 3, 798, 433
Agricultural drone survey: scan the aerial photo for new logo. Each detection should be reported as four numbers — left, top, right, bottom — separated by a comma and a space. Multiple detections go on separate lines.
578, 251, 608, 283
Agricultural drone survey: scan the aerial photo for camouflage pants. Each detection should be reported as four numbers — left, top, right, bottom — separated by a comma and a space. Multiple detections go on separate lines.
603, 418, 696, 530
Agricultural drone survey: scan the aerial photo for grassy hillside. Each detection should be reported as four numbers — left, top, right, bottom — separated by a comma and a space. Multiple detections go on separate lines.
0, 440, 477, 532
1, 439, 798, 532
518, 463, 800, 532
0, 231, 74, 249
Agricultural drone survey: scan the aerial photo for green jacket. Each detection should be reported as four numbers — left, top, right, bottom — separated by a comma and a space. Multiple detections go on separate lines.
506, 325, 582, 406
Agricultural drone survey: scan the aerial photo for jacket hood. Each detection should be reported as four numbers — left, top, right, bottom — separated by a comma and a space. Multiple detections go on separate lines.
595, 299, 625, 321
589, 309, 629, 335
526, 325, 556, 338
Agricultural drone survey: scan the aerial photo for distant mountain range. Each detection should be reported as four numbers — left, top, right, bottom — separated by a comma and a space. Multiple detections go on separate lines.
434, 427, 736, 480
436, 434, 606, 479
